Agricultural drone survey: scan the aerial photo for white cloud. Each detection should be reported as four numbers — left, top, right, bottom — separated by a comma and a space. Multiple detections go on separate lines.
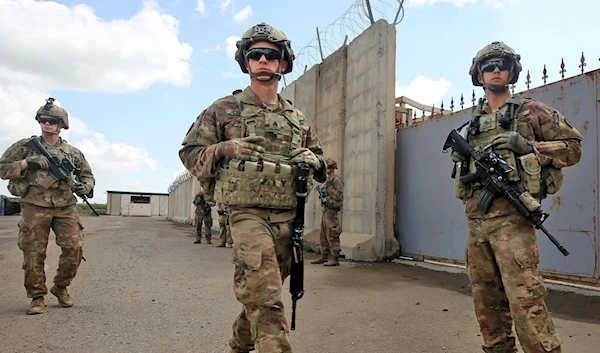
74, 133, 159, 173
203, 44, 221, 53
219, 0, 232, 12
226, 36, 241, 58
0, 0, 192, 93
395, 76, 453, 107
233, 5, 253, 23
195, 0, 207, 15
405, 0, 519, 7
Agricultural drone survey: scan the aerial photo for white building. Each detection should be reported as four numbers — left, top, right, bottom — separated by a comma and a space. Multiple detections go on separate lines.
106, 190, 169, 217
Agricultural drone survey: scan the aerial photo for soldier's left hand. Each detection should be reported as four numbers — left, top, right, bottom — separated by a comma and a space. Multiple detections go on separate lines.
290, 148, 322, 170
74, 182, 92, 196
491, 132, 534, 154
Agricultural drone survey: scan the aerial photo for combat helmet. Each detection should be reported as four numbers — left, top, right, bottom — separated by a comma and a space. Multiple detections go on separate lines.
469, 41, 522, 87
234, 22, 295, 75
326, 158, 338, 169
35, 97, 69, 129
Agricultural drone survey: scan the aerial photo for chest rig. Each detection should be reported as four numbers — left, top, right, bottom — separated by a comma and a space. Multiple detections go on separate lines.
454, 98, 543, 200
214, 92, 305, 209
8, 138, 74, 197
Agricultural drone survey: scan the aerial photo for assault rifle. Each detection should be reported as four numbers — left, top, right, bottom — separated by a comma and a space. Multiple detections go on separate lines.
290, 162, 309, 330
443, 129, 569, 256
315, 185, 330, 209
196, 193, 212, 216
24, 137, 99, 217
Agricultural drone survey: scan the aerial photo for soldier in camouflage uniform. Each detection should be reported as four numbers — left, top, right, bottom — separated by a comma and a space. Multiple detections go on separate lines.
179, 22, 326, 353
450, 42, 582, 353
193, 190, 213, 244
216, 203, 233, 248
0, 98, 95, 315
311, 158, 344, 266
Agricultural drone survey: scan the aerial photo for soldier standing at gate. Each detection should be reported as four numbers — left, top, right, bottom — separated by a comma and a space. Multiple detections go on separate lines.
449, 41, 582, 353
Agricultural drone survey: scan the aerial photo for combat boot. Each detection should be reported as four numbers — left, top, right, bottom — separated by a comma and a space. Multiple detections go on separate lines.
226, 243, 233, 248
324, 251, 340, 266
50, 285, 74, 307
26, 297, 45, 315
310, 254, 329, 264
216, 242, 226, 248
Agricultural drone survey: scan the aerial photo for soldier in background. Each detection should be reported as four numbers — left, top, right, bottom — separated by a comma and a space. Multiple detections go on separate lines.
450, 42, 582, 353
179, 22, 326, 353
311, 158, 344, 266
193, 190, 213, 244
215, 203, 233, 248
0, 97, 95, 315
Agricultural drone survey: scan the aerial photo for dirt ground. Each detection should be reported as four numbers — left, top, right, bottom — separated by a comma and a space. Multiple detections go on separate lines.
0, 215, 598, 353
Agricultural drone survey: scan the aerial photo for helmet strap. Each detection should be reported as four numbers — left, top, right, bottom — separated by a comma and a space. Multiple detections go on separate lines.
247, 60, 283, 82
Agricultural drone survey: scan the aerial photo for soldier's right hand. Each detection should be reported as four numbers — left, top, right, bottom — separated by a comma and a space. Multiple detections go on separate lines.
25, 155, 49, 170
215, 136, 266, 162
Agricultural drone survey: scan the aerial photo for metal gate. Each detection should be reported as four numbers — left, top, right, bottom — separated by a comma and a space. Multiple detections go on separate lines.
395, 70, 599, 286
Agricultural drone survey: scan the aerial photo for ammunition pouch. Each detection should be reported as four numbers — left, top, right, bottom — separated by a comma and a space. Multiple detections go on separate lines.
518, 153, 541, 196
215, 159, 307, 209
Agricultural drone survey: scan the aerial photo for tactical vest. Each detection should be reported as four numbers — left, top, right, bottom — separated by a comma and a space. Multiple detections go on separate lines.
454, 98, 558, 201
8, 138, 74, 197
214, 93, 306, 209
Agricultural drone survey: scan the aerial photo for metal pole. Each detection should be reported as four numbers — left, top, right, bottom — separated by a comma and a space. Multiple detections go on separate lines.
365, 0, 375, 25
316, 27, 324, 61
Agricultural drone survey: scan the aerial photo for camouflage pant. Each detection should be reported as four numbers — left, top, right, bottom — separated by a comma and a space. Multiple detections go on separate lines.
318, 209, 341, 255
17, 204, 84, 299
195, 212, 212, 242
466, 212, 562, 353
218, 213, 233, 245
228, 211, 292, 353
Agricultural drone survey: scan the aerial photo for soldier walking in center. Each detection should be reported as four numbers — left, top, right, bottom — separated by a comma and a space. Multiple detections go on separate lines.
311, 158, 344, 266
179, 22, 326, 353
193, 190, 213, 244
0, 98, 95, 315
450, 42, 582, 353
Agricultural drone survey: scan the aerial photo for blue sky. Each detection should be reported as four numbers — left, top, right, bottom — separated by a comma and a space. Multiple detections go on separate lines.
1, 0, 598, 203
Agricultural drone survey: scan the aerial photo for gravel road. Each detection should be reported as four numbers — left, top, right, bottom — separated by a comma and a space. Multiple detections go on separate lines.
0, 215, 598, 353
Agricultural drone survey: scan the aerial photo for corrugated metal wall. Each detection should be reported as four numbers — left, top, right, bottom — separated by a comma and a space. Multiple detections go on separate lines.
396, 70, 599, 286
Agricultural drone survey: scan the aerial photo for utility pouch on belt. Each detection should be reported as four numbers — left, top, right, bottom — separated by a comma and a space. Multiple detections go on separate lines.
215, 159, 297, 209
7, 179, 29, 197
518, 153, 541, 195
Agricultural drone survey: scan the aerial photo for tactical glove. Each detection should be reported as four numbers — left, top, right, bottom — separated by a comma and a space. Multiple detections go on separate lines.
74, 182, 92, 196
25, 155, 49, 170
215, 136, 265, 162
290, 148, 322, 170
491, 132, 534, 154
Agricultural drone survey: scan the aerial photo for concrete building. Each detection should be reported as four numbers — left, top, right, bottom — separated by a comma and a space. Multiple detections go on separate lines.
106, 190, 169, 217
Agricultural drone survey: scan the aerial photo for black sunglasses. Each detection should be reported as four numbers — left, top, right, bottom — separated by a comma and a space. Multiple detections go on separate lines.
245, 48, 282, 61
327, 165, 335, 169
38, 117, 59, 125
480, 59, 511, 73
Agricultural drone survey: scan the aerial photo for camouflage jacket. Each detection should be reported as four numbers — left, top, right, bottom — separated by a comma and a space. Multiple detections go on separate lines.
0, 137, 95, 208
179, 86, 326, 221
464, 99, 582, 218
324, 174, 344, 211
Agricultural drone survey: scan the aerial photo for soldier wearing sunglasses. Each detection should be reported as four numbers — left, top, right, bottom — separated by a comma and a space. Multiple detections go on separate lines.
179, 22, 326, 353
449, 42, 582, 353
0, 97, 95, 315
